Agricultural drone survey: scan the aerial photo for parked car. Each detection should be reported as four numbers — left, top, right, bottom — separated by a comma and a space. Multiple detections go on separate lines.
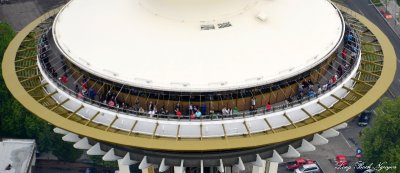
358, 111, 372, 126
294, 163, 320, 173
286, 158, 316, 170
336, 155, 348, 166
380, 9, 393, 19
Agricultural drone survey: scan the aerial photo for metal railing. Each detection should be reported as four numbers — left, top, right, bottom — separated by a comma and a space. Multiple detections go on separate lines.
35, 18, 361, 122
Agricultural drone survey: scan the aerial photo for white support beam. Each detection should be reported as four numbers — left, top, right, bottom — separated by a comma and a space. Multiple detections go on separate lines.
73, 137, 92, 149
267, 150, 283, 163
281, 145, 301, 158
62, 133, 80, 142
103, 148, 122, 161
53, 128, 69, 135
296, 139, 316, 152
200, 160, 204, 173
234, 157, 245, 171
139, 156, 152, 169
159, 158, 170, 172
311, 134, 329, 145
177, 160, 185, 173
218, 159, 224, 173
321, 129, 340, 138
252, 159, 266, 173
252, 154, 264, 167
120, 153, 137, 166
333, 123, 348, 130
118, 159, 131, 173
265, 161, 279, 173
87, 143, 106, 155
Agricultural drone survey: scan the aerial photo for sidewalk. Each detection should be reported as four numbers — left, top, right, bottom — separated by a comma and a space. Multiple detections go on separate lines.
371, 0, 400, 38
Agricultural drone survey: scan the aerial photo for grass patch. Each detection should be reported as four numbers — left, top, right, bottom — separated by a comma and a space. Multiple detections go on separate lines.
372, 0, 383, 7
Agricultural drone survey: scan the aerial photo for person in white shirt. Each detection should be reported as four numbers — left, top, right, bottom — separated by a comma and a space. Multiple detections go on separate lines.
251, 97, 256, 107
222, 107, 228, 115
317, 86, 322, 95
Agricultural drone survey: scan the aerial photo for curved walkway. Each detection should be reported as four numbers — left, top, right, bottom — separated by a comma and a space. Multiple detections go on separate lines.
2, 5, 396, 151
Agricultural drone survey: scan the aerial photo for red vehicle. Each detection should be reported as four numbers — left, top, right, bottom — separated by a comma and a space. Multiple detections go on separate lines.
286, 158, 316, 170
336, 155, 348, 166
380, 9, 393, 19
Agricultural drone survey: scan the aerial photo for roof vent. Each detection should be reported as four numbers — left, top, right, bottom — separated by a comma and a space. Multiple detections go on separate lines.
257, 12, 267, 22
201, 24, 215, 30
171, 82, 190, 87
135, 78, 152, 84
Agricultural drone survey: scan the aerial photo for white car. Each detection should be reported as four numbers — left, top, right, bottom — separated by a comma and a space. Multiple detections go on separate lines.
294, 163, 321, 173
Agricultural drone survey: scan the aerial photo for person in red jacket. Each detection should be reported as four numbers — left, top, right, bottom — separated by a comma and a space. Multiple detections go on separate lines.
175, 108, 182, 118
266, 102, 272, 111
341, 49, 347, 59
59, 73, 68, 84
331, 74, 337, 84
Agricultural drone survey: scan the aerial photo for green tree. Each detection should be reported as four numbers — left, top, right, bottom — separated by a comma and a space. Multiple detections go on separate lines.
361, 97, 400, 173
0, 22, 82, 162
0, 22, 17, 137
88, 156, 118, 169
51, 134, 83, 162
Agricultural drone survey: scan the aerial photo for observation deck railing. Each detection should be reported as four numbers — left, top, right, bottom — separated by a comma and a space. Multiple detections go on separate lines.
36, 25, 361, 122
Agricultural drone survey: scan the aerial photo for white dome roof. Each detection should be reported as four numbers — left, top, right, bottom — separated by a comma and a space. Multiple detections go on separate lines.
53, 0, 344, 92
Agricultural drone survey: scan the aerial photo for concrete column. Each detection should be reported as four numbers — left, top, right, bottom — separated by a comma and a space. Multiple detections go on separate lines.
234, 157, 245, 171
142, 166, 155, 173
159, 158, 170, 172
333, 123, 348, 130
120, 153, 137, 166
310, 134, 329, 145
281, 145, 301, 158
321, 129, 340, 138
118, 159, 131, 173
174, 160, 185, 173
218, 159, 225, 173
73, 137, 92, 149
200, 160, 204, 173
296, 139, 316, 152
53, 127, 69, 135
87, 143, 106, 155
267, 150, 283, 163
139, 156, 152, 169
62, 133, 80, 142
174, 166, 185, 173
265, 161, 278, 173
252, 154, 264, 167
103, 148, 122, 161
252, 160, 266, 173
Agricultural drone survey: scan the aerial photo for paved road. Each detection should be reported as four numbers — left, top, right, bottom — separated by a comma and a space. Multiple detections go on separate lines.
278, 120, 361, 173
345, 0, 400, 97
0, 0, 67, 30
278, 1, 400, 173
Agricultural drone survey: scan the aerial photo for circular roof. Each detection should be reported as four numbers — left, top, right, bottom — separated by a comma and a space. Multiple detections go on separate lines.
53, 0, 344, 92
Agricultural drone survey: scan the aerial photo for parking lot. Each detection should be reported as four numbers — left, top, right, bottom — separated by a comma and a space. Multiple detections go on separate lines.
277, 108, 376, 173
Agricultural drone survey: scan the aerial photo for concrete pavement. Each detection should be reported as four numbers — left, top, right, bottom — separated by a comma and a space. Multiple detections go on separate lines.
0, 0, 67, 30
378, 0, 400, 34
277, 1, 400, 173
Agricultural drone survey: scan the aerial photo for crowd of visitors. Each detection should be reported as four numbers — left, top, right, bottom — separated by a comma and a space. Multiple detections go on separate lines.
38, 25, 359, 120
